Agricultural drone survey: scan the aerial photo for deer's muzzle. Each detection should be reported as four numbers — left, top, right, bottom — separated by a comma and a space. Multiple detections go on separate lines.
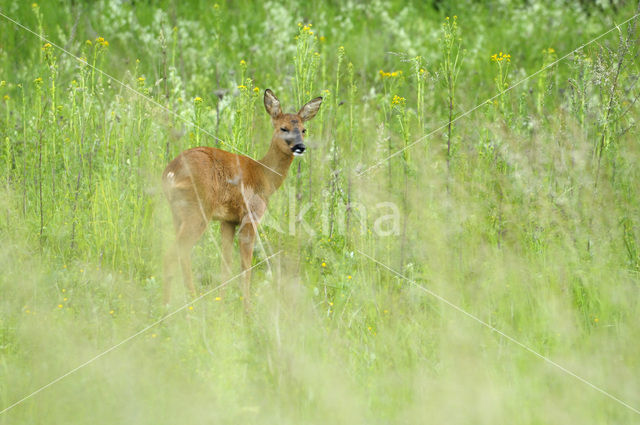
291, 143, 306, 156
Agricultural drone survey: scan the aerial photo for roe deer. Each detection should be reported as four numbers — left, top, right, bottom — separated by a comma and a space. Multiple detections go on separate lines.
162, 89, 322, 308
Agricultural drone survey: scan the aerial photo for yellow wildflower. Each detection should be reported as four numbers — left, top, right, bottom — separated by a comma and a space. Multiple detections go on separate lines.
321, 262, 326, 267
380, 70, 402, 78
3, 95, 9, 101
391, 95, 406, 106
301, 23, 313, 34
237, 85, 247, 89
57, 304, 63, 309
93, 37, 108, 48
253, 87, 260, 93
491, 51, 511, 63
194, 96, 203, 103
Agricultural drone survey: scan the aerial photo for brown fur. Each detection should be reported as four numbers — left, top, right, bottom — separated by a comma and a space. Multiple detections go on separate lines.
162, 89, 322, 309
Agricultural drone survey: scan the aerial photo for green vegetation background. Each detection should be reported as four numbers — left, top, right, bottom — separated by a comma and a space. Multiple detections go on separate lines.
1, 0, 639, 423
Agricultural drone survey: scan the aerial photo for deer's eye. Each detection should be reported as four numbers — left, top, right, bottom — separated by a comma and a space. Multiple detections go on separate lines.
302, 129, 307, 134
280, 127, 289, 132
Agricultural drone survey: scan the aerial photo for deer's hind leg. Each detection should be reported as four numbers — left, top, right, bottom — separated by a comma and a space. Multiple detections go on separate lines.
175, 210, 209, 299
164, 194, 209, 302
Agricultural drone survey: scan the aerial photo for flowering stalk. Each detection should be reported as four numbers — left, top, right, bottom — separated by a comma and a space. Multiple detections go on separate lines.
413, 56, 427, 133
379, 69, 402, 187
328, 46, 345, 236
293, 23, 320, 212
1, 81, 8, 137
491, 51, 511, 116
233, 78, 260, 153
440, 16, 463, 173
3, 89, 10, 187
294, 23, 319, 107
43, 41, 58, 199
20, 83, 27, 216
193, 96, 203, 145
346, 62, 356, 236
392, 94, 409, 269
537, 48, 556, 113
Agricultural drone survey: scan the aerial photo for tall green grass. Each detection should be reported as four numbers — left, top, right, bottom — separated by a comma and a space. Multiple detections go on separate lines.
1, 0, 639, 423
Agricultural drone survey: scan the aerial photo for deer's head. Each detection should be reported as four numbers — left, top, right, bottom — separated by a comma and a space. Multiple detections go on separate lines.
264, 89, 322, 157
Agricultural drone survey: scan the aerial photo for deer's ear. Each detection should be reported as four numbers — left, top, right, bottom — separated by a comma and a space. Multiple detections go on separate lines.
264, 89, 282, 119
298, 96, 323, 122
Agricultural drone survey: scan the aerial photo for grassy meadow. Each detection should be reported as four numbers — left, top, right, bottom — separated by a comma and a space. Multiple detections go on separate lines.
1, 0, 640, 423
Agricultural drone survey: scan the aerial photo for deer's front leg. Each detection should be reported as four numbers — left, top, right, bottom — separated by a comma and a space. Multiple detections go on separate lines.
220, 221, 236, 278
238, 221, 256, 311
237, 192, 266, 311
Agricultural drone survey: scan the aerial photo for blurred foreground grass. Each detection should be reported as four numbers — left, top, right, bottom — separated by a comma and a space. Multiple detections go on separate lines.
1, 0, 640, 423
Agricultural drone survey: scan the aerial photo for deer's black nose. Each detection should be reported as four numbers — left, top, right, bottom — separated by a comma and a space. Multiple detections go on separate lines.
291, 143, 306, 156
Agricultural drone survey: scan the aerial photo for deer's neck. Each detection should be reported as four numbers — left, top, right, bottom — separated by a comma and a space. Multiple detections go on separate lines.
259, 137, 294, 196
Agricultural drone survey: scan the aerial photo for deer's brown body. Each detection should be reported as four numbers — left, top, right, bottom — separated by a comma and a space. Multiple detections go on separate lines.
162, 89, 322, 308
